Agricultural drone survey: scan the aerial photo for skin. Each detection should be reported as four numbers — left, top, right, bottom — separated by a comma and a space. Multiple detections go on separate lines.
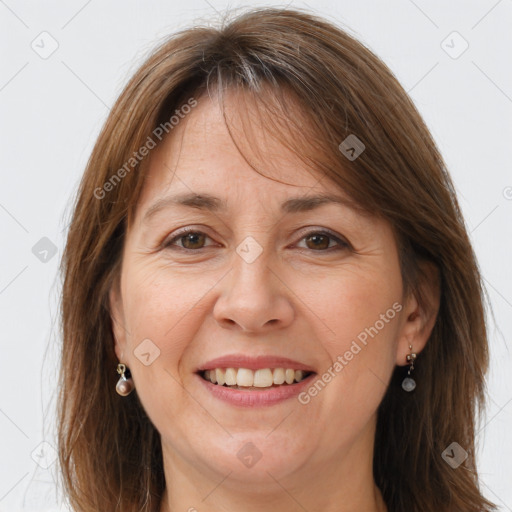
109, 89, 439, 512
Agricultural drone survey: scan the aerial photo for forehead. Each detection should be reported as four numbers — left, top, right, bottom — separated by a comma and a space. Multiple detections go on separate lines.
135, 90, 353, 220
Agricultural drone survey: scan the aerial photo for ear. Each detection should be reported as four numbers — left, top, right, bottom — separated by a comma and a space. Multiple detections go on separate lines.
109, 277, 128, 362
396, 260, 441, 366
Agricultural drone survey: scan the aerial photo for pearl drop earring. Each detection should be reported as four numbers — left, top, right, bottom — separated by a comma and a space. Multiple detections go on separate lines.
401, 344, 417, 392
116, 363, 134, 396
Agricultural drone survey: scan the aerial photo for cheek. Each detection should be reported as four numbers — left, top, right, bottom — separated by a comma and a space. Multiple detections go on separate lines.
119, 263, 223, 410
305, 257, 403, 355
298, 260, 402, 430
118, 267, 191, 392
121, 262, 213, 350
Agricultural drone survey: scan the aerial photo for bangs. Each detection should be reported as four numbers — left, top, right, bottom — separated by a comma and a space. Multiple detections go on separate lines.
154, 72, 376, 221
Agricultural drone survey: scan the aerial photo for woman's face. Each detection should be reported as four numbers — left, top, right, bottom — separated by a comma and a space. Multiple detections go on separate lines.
110, 91, 421, 496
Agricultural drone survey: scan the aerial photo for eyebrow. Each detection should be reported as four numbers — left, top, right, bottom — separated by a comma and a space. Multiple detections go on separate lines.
142, 191, 358, 224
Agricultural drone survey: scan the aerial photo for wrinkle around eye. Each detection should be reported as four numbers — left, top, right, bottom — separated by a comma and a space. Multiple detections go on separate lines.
137, 214, 381, 257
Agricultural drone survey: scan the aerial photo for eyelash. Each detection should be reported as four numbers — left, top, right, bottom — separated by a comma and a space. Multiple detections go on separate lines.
162, 227, 350, 253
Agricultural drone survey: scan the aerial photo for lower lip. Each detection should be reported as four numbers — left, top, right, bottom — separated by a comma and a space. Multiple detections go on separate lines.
197, 373, 316, 407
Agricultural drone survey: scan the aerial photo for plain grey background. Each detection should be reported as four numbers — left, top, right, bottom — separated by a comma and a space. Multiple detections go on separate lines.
0, 0, 511, 510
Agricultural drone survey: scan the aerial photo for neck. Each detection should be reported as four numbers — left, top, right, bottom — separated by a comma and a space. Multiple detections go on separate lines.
160, 482, 387, 512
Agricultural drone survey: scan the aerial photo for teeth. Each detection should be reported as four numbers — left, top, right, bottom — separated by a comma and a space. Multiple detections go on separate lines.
253, 369, 273, 387
273, 368, 286, 385
202, 367, 310, 387
215, 368, 225, 386
224, 367, 237, 386
236, 368, 254, 387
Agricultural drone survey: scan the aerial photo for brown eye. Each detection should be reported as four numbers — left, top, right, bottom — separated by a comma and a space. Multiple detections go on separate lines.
165, 230, 213, 250
298, 231, 349, 251
180, 232, 206, 249
164, 228, 349, 253
305, 233, 330, 250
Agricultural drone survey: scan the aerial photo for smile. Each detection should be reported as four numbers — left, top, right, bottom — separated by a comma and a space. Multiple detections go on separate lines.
201, 367, 313, 389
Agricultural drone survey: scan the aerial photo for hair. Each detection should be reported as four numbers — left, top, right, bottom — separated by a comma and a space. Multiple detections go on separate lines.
58, 6, 496, 512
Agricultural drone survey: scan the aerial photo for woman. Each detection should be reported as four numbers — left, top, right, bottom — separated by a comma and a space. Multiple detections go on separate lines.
58, 6, 496, 512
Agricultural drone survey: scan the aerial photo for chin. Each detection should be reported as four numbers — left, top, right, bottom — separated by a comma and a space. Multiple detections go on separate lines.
190, 428, 313, 484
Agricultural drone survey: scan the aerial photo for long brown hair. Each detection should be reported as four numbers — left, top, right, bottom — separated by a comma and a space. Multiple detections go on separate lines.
58, 7, 496, 511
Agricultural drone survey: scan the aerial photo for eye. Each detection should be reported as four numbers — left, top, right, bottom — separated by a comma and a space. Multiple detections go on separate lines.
295, 230, 350, 252
164, 228, 215, 250
163, 227, 350, 253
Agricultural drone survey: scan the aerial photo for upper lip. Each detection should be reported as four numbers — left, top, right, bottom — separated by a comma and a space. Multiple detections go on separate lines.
197, 354, 316, 373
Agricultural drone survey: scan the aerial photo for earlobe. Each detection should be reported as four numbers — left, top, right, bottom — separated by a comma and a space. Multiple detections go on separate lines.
396, 260, 441, 366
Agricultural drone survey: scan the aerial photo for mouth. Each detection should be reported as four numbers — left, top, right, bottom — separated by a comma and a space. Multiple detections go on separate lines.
196, 355, 317, 406
198, 367, 315, 390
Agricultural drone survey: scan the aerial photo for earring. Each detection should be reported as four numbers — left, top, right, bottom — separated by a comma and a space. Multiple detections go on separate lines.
401, 344, 417, 392
116, 363, 134, 396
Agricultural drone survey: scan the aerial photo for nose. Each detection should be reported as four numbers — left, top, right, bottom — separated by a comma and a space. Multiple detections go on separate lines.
212, 250, 295, 333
